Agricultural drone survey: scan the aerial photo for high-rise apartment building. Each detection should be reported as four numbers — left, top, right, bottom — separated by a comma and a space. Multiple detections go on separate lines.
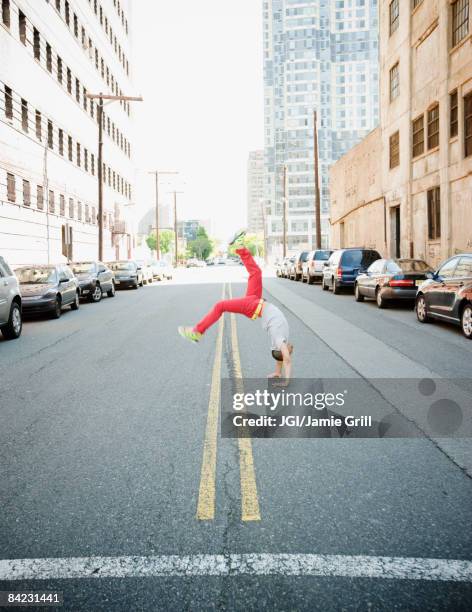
263, 0, 379, 255
247, 150, 265, 233
0, 0, 135, 265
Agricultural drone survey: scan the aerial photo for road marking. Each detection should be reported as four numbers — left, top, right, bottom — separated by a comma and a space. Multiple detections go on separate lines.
229, 285, 261, 522
1, 553, 471, 581
196, 284, 226, 520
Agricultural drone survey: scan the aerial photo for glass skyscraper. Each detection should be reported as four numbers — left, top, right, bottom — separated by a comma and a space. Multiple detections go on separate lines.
263, 0, 379, 254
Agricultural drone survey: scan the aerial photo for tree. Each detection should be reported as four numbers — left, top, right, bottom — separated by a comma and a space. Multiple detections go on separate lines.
146, 229, 174, 255
187, 226, 213, 261
227, 233, 264, 257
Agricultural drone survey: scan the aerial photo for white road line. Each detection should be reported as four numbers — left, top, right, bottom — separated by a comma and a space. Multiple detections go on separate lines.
1, 553, 471, 582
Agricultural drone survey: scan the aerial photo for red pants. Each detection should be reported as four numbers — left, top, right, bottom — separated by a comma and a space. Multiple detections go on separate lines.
194, 248, 262, 334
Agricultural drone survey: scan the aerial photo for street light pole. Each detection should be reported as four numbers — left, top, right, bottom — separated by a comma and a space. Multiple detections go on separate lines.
170, 190, 184, 267
86, 92, 143, 260
148, 170, 178, 260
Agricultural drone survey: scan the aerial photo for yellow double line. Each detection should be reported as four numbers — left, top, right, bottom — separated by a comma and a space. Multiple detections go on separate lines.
196, 284, 261, 521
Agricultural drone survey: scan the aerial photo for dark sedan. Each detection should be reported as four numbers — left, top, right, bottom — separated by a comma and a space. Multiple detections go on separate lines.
416, 253, 472, 339
355, 259, 432, 308
16, 264, 80, 319
71, 261, 115, 302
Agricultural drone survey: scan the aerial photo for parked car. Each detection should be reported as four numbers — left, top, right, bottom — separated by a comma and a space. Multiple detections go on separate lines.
135, 260, 153, 284
108, 261, 141, 289
279, 256, 295, 278
354, 259, 433, 308
151, 260, 173, 281
288, 251, 310, 281
71, 261, 115, 302
416, 253, 472, 339
302, 249, 333, 284
0, 255, 22, 339
16, 264, 80, 319
322, 248, 381, 294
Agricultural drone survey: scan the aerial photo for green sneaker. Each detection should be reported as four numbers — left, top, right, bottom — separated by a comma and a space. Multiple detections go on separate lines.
178, 326, 202, 343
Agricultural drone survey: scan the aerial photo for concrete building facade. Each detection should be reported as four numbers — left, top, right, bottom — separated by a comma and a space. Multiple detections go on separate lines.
330, 0, 472, 268
0, 0, 135, 267
263, 0, 379, 256
247, 150, 265, 234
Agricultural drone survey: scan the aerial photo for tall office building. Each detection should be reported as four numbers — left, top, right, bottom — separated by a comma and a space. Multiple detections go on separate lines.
263, 0, 379, 255
247, 150, 265, 233
0, 0, 135, 265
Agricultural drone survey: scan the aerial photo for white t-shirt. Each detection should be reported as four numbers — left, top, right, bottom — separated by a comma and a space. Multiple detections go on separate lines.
260, 302, 289, 350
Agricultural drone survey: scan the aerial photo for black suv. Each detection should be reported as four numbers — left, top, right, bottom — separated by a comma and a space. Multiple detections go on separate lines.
322, 248, 381, 294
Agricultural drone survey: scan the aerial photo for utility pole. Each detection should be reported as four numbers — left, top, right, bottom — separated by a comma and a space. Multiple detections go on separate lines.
148, 170, 178, 259
171, 191, 184, 267
260, 198, 268, 265
86, 92, 143, 260
43, 142, 50, 264
313, 109, 321, 249
282, 164, 287, 258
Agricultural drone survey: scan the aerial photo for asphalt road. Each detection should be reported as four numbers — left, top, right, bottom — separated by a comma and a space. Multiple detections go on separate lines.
1, 266, 471, 611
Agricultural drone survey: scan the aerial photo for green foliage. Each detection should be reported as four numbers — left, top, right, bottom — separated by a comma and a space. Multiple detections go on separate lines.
187, 226, 213, 260
146, 229, 174, 255
228, 233, 264, 257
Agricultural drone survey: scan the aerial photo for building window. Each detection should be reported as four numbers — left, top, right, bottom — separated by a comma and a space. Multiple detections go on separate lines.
83, 87, 87, 111
73, 13, 78, 38
21, 99, 28, 132
58, 128, 64, 155
18, 10, 26, 44
7, 172, 15, 202
427, 104, 440, 149
33, 28, 40, 60
390, 63, 399, 101
91, 153, 95, 175
77, 201, 82, 221
4, 85, 13, 119
465, 92, 472, 157
47, 120, 53, 149
64, 0, 70, 26
68, 197, 74, 218
55, 0, 61, 11
49, 190, 55, 214
75, 78, 80, 103
412, 115, 424, 157
60, 194, 65, 216
84, 148, 88, 172
427, 187, 441, 240
35, 110, 42, 140
68, 135, 73, 161
449, 90, 458, 138
37, 185, 44, 210
452, 0, 469, 48
57, 56, 63, 83
90, 99, 94, 119
23, 180, 31, 206
46, 43, 52, 72
76, 142, 81, 167
412, 0, 423, 8
67, 68, 72, 94
389, 131, 400, 168
2, 0, 10, 28
389, 0, 399, 35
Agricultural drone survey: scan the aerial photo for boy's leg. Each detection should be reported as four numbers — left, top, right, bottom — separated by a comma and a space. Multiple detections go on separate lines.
194, 296, 255, 335
236, 247, 262, 298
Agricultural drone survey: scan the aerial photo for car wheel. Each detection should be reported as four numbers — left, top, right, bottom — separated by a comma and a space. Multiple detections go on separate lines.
1, 301, 22, 340
332, 278, 341, 295
322, 277, 329, 291
416, 295, 429, 323
307, 273, 314, 285
51, 296, 62, 319
70, 291, 80, 310
376, 287, 387, 308
133, 282, 138, 289
90, 283, 102, 303
354, 283, 364, 302
461, 303, 472, 339
107, 282, 116, 298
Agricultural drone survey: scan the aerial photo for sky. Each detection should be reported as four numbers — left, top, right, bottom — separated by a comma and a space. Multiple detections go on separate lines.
132, 0, 264, 241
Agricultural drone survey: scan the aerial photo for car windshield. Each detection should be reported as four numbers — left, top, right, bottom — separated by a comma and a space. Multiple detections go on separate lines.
314, 250, 331, 260
72, 263, 95, 274
395, 259, 431, 272
16, 266, 57, 284
110, 262, 135, 271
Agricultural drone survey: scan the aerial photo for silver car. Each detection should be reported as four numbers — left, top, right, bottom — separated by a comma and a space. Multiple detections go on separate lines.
0, 255, 22, 340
